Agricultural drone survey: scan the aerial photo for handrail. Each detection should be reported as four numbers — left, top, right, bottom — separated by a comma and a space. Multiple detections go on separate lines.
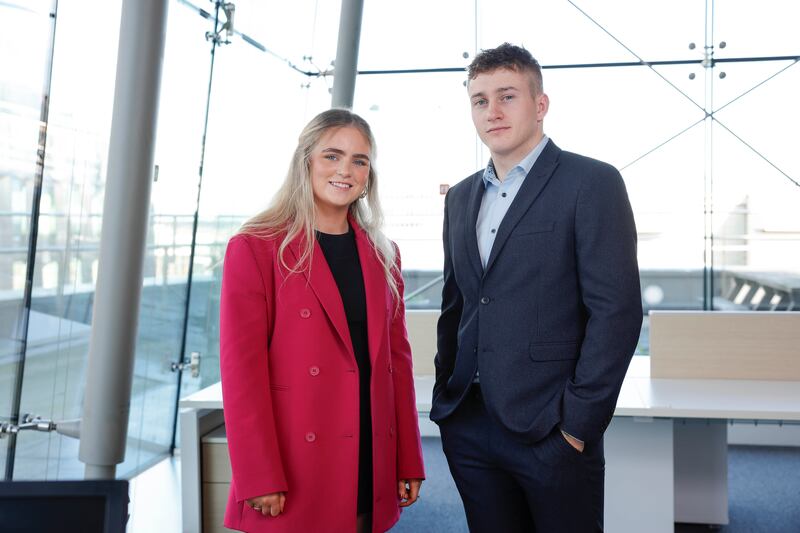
404, 274, 443, 303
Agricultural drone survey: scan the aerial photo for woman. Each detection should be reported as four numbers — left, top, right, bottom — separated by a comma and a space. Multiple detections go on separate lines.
219, 108, 425, 533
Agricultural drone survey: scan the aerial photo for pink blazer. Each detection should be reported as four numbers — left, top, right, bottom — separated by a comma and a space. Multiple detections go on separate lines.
219, 221, 425, 533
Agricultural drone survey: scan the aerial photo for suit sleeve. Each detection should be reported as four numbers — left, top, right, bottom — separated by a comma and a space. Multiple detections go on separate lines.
389, 246, 426, 481
434, 190, 463, 400
561, 166, 643, 444
219, 235, 288, 501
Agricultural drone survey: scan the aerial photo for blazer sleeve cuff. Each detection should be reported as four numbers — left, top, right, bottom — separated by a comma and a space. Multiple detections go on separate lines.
233, 476, 289, 503
561, 394, 615, 445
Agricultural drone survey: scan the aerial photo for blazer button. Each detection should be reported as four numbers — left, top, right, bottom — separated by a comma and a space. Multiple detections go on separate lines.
388, 364, 393, 374
300, 308, 311, 318
309, 366, 320, 376
480, 296, 490, 305
389, 427, 394, 437
305, 432, 316, 443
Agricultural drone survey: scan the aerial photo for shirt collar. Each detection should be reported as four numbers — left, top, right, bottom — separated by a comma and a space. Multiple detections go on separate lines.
482, 134, 549, 187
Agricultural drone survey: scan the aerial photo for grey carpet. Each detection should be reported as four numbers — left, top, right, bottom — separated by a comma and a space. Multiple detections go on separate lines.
390, 439, 800, 532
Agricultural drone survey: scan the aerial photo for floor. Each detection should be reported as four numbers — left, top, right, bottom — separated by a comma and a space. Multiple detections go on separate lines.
128, 455, 182, 533
128, 441, 800, 533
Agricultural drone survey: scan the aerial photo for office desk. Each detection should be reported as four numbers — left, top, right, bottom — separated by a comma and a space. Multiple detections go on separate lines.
601, 357, 798, 531
179, 357, 800, 533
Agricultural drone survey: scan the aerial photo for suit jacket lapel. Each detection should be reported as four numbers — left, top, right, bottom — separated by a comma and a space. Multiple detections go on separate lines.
464, 172, 485, 279
288, 236, 354, 359
484, 140, 561, 275
352, 219, 386, 365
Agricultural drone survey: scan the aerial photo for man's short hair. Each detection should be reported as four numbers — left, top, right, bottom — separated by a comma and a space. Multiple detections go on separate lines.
467, 42, 543, 95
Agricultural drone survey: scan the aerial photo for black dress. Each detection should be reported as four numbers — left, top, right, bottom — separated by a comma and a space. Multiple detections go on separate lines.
316, 225, 373, 515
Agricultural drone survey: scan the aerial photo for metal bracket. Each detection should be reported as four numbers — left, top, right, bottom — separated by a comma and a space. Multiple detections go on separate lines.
0, 414, 80, 439
688, 40, 727, 80
205, 2, 235, 45
171, 351, 201, 378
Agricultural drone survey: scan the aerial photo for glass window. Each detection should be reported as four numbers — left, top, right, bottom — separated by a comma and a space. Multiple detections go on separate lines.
117, 0, 220, 476
4, 0, 798, 480
711, 60, 800, 311
11, 0, 122, 480
359, 0, 474, 71
715, 0, 800, 59
180, 0, 342, 394
477, 0, 704, 65
354, 72, 477, 273
0, 0, 55, 478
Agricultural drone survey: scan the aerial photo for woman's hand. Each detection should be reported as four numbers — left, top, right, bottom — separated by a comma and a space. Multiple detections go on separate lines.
398, 479, 422, 507
246, 492, 286, 517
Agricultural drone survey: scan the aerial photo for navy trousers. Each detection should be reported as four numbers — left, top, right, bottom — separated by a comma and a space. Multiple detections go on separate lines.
439, 385, 605, 533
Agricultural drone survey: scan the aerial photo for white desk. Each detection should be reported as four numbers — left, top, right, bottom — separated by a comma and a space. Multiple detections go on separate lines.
179, 357, 800, 533
607, 357, 799, 531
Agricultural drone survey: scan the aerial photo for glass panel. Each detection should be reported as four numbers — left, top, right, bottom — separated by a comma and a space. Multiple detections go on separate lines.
0, 0, 54, 477
11, 0, 122, 480
6, 1, 795, 480
544, 65, 702, 168
353, 72, 476, 308
550, 65, 707, 352
235, 0, 340, 74
715, 0, 800, 59
359, 0, 474, 71
711, 62, 799, 180
710, 59, 796, 114
10, 0, 217, 479
711, 60, 800, 311
354, 64, 707, 351
477, 0, 703, 65
117, 2, 217, 476
179, 0, 341, 396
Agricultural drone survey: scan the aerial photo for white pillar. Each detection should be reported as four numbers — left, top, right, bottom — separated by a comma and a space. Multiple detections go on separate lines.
80, 0, 169, 479
330, 0, 364, 109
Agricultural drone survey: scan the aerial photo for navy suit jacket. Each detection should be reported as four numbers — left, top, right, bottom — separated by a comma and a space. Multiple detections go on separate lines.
430, 139, 643, 445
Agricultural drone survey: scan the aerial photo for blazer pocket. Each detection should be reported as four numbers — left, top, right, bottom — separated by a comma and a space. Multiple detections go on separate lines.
269, 384, 289, 392
513, 221, 555, 237
529, 341, 579, 362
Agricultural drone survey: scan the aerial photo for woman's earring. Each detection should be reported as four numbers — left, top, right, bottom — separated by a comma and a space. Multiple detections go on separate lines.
359, 187, 368, 199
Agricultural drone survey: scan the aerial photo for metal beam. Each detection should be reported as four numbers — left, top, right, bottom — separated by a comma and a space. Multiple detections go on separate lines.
79, 0, 169, 480
331, 0, 364, 109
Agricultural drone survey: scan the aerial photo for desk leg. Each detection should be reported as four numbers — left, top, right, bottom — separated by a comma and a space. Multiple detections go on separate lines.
605, 417, 674, 533
180, 408, 225, 533
674, 420, 729, 525
180, 408, 202, 533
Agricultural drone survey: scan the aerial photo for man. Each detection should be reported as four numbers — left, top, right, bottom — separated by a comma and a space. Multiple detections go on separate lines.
430, 43, 643, 532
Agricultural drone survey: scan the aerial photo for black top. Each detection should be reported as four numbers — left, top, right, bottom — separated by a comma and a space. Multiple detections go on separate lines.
316, 225, 373, 514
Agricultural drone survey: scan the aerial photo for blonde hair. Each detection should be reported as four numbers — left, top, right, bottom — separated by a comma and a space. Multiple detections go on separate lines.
239, 108, 400, 303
